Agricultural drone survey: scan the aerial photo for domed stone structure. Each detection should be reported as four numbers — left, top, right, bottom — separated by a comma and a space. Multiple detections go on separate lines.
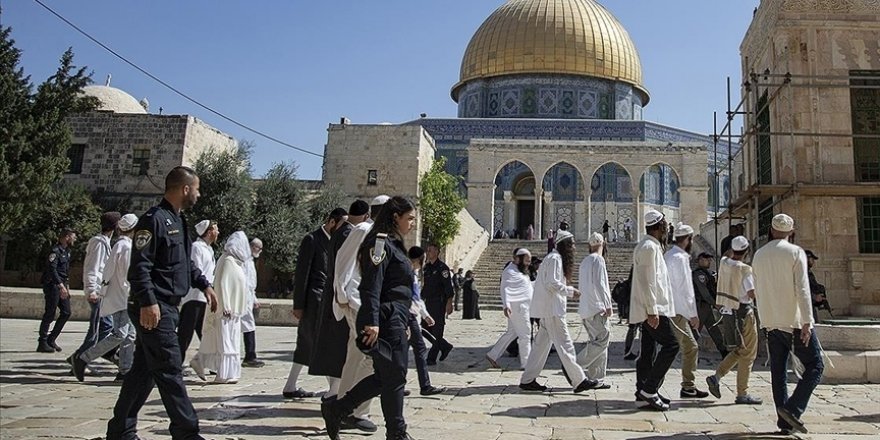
452, 0, 648, 120
81, 85, 148, 114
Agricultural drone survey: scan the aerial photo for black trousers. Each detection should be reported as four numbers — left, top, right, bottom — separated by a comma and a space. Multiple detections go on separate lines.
635, 316, 680, 395
424, 301, 451, 362
107, 302, 201, 440
696, 301, 729, 357
407, 315, 431, 390
334, 302, 409, 436
39, 284, 71, 344
243, 331, 257, 361
177, 301, 206, 358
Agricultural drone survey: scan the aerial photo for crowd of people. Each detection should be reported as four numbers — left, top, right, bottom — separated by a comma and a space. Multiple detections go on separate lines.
33, 166, 827, 439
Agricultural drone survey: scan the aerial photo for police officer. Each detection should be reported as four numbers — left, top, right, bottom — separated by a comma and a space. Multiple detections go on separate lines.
37, 228, 76, 353
106, 166, 218, 440
321, 196, 416, 440
421, 243, 455, 365
692, 252, 728, 359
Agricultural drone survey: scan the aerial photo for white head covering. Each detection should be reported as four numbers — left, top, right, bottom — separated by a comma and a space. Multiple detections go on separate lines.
195, 219, 211, 236
119, 214, 138, 232
555, 230, 574, 244
645, 209, 664, 227
370, 195, 390, 206
673, 223, 694, 238
772, 214, 794, 232
588, 232, 604, 246
515, 248, 531, 257
223, 231, 251, 263
732, 236, 750, 252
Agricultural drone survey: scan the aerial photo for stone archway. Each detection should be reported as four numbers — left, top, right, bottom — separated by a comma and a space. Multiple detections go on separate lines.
542, 161, 586, 239
589, 162, 634, 242
639, 163, 682, 228
492, 160, 537, 239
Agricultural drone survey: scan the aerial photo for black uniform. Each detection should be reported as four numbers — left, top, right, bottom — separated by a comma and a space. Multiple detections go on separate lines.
38, 243, 72, 349
808, 270, 830, 320
692, 267, 728, 358
421, 259, 455, 363
309, 222, 353, 378
292, 227, 331, 366
325, 232, 413, 438
107, 198, 210, 440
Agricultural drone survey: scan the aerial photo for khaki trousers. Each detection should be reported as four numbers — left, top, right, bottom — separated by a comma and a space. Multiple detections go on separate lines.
715, 309, 758, 396
671, 314, 699, 389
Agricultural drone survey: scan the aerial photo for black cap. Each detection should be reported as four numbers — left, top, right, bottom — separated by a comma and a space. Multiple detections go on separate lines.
805, 249, 818, 260
698, 252, 714, 259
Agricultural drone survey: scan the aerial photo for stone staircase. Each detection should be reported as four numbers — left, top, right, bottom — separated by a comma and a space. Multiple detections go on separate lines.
472, 239, 636, 312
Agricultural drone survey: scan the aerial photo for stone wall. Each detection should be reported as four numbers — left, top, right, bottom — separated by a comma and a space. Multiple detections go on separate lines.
182, 116, 238, 166
442, 209, 490, 273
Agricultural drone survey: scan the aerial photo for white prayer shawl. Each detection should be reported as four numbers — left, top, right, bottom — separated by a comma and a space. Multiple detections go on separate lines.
577, 253, 612, 319
630, 235, 675, 324
240, 258, 258, 333
664, 246, 698, 319
182, 239, 215, 304
500, 263, 534, 309
529, 250, 575, 319
98, 236, 131, 317
82, 234, 111, 295
332, 220, 373, 321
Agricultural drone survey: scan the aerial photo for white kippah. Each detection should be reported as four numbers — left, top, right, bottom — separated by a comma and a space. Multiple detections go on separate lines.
195, 220, 211, 236
645, 209, 664, 227
772, 213, 794, 232
515, 248, 531, 257
370, 195, 390, 206
673, 223, 694, 238
732, 236, 750, 252
119, 214, 138, 232
588, 232, 605, 246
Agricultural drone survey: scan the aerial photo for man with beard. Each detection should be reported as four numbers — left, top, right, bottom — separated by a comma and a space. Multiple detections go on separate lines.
241, 237, 264, 367
664, 224, 709, 399
283, 207, 348, 398
486, 247, 533, 369
631, 210, 679, 411
106, 166, 218, 440
422, 243, 455, 365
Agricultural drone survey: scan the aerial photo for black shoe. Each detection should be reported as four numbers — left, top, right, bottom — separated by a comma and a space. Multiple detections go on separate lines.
390, 432, 415, 440
439, 344, 453, 361
519, 380, 548, 392
114, 372, 126, 382
242, 359, 265, 368
426, 359, 437, 366
706, 375, 721, 398
777, 408, 807, 433
36, 342, 55, 353
403, 389, 412, 397
636, 391, 670, 411
635, 391, 670, 405
341, 415, 378, 433
320, 399, 343, 440
65, 355, 74, 365
283, 388, 317, 399
72, 355, 87, 382
574, 378, 599, 393
623, 353, 638, 361
420, 386, 446, 396
680, 388, 710, 399
594, 382, 612, 390
48, 341, 62, 352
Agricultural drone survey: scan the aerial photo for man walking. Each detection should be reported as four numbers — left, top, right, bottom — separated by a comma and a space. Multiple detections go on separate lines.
422, 243, 455, 365
692, 252, 728, 358
664, 224, 709, 399
576, 232, 613, 388
37, 229, 76, 353
631, 210, 679, 411
178, 220, 218, 360
753, 214, 824, 435
106, 166, 218, 440
241, 237, 265, 367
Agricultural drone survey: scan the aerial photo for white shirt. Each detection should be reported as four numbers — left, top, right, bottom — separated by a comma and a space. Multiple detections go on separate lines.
333, 220, 373, 320
630, 235, 675, 324
499, 263, 533, 309
182, 239, 215, 304
753, 239, 813, 332
664, 245, 698, 319
577, 253, 612, 319
529, 250, 575, 319
741, 274, 755, 304
244, 258, 257, 301
98, 236, 131, 317
82, 234, 111, 295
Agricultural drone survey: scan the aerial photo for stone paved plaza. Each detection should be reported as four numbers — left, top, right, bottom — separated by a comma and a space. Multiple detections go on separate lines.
1, 314, 878, 440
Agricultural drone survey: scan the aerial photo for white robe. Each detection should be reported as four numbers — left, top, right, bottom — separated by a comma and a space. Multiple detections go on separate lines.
197, 232, 250, 383
240, 258, 258, 333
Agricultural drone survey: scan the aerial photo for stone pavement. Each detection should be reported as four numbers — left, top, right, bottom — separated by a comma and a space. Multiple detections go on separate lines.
1, 314, 878, 440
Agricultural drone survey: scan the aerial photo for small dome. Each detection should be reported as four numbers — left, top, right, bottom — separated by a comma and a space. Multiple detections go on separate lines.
82, 85, 147, 114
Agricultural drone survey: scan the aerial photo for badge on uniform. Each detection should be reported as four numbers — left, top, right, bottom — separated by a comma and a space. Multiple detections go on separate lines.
442, 270, 450, 278
371, 233, 387, 266
48, 253, 56, 262
135, 230, 152, 250
698, 274, 706, 283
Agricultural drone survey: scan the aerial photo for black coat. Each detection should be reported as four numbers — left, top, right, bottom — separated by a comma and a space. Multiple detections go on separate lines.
292, 227, 331, 365
309, 222, 353, 378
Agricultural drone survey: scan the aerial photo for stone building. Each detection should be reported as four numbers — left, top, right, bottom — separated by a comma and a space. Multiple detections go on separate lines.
728, 0, 880, 316
63, 84, 237, 213
324, 0, 729, 245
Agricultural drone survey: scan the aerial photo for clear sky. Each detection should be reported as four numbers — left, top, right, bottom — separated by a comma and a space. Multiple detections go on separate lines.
3, 0, 758, 180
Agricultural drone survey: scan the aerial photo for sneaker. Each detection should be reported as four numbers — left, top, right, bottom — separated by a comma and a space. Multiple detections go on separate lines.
706, 375, 721, 398
341, 415, 378, 433
635, 391, 670, 405
283, 388, 317, 399
189, 357, 206, 381
320, 399, 343, 440
420, 386, 446, 396
574, 378, 599, 393
680, 388, 710, 399
735, 395, 763, 405
519, 380, 548, 392
241, 359, 265, 368
485, 355, 500, 369
777, 407, 807, 433
637, 390, 670, 411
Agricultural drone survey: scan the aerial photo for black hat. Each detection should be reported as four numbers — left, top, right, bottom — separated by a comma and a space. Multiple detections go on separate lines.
697, 252, 714, 259
348, 200, 370, 217
805, 249, 818, 260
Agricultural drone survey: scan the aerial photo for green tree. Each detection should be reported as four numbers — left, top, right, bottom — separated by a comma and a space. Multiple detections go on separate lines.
306, 184, 346, 229
252, 162, 307, 275
419, 157, 466, 247
188, 141, 255, 236
0, 25, 98, 236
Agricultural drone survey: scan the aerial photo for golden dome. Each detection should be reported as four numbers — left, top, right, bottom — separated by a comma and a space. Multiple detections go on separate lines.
453, 0, 648, 104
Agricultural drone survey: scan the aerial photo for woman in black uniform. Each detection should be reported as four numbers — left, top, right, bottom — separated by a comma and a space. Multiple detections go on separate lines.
322, 196, 416, 440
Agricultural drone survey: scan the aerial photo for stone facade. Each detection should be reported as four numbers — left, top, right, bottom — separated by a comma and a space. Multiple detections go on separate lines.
734, 0, 880, 315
